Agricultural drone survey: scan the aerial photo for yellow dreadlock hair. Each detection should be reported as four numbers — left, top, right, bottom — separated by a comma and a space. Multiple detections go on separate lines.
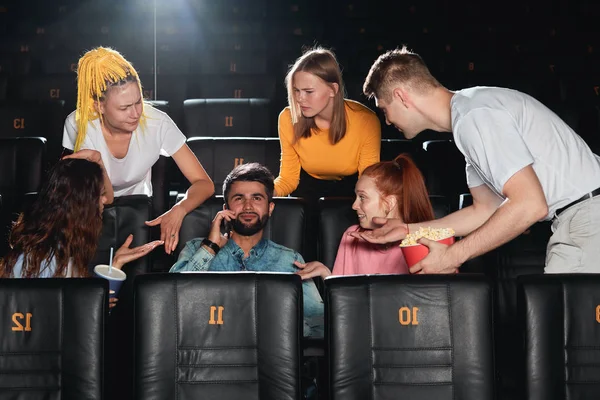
74, 47, 147, 151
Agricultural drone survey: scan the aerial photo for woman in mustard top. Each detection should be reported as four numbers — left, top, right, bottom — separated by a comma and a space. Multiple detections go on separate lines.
274, 47, 382, 201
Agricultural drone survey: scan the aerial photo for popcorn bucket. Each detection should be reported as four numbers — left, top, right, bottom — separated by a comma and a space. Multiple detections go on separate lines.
400, 236, 455, 268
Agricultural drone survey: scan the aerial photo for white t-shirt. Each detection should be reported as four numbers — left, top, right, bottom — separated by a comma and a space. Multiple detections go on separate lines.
62, 105, 186, 197
12, 254, 73, 278
451, 87, 600, 221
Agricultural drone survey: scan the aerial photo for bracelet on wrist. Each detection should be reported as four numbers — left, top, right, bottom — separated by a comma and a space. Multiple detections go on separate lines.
201, 238, 221, 255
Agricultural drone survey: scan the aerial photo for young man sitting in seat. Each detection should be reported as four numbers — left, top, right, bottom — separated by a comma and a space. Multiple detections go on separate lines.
170, 162, 324, 337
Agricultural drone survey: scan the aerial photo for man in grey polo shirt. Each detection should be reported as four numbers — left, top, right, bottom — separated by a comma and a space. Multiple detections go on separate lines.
351, 46, 600, 274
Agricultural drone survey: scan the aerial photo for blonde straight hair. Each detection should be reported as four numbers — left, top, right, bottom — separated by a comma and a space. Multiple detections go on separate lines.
285, 48, 347, 145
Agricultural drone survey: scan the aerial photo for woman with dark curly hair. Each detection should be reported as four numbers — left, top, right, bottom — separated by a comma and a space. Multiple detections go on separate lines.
0, 158, 163, 279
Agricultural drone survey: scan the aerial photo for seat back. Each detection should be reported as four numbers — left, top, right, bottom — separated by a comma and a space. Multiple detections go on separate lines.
380, 139, 420, 163
0, 101, 66, 162
493, 222, 550, 398
326, 275, 495, 400
0, 137, 46, 255
177, 196, 306, 257
0, 278, 107, 399
0, 137, 46, 197
134, 272, 303, 400
183, 98, 271, 137
188, 75, 276, 100
421, 140, 468, 209
518, 274, 600, 400
91, 195, 153, 277
318, 197, 357, 268
17, 75, 77, 111
191, 50, 268, 75
429, 194, 452, 218
145, 101, 173, 217
185, 137, 280, 195
145, 100, 170, 115
150, 155, 171, 218
91, 195, 153, 400
0, 74, 7, 101
317, 195, 453, 269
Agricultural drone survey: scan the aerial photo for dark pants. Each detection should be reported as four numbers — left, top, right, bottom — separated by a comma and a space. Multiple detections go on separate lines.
291, 169, 358, 261
292, 169, 357, 204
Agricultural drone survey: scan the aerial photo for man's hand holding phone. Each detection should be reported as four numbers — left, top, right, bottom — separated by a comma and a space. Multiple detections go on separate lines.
205, 210, 236, 254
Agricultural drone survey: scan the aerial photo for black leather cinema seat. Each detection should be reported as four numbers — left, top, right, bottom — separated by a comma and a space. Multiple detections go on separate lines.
177, 195, 306, 258
0, 137, 46, 197
0, 101, 66, 162
191, 50, 268, 75
91, 195, 153, 278
0, 137, 46, 256
183, 98, 271, 137
186, 137, 280, 195
17, 75, 77, 110
90, 195, 153, 400
145, 100, 170, 115
0, 278, 107, 399
318, 197, 357, 268
326, 275, 495, 400
421, 140, 468, 205
317, 195, 453, 270
0, 74, 6, 101
493, 222, 550, 399
518, 274, 600, 400
134, 272, 303, 400
187, 75, 276, 100
429, 194, 452, 219
380, 139, 420, 163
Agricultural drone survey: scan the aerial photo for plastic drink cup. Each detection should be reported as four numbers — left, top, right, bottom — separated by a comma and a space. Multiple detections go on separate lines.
94, 264, 126, 297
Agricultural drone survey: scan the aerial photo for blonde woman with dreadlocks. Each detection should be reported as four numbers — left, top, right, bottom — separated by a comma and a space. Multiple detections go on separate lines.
62, 47, 214, 255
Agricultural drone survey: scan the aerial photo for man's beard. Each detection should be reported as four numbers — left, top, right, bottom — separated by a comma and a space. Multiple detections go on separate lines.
232, 212, 269, 236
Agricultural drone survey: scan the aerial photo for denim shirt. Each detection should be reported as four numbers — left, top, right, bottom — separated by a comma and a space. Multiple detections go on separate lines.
170, 238, 324, 337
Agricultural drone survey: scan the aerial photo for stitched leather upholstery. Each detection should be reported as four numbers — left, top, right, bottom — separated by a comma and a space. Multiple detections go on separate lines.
317, 196, 453, 270
0, 278, 107, 399
0, 137, 46, 257
134, 272, 303, 400
518, 274, 600, 400
326, 274, 495, 400
91, 194, 153, 400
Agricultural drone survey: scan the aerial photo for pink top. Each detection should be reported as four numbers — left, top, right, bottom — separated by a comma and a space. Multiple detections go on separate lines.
332, 225, 409, 275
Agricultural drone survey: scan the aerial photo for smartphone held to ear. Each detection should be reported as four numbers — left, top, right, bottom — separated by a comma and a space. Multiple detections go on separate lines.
221, 204, 235, 234
222, 218, 232, 235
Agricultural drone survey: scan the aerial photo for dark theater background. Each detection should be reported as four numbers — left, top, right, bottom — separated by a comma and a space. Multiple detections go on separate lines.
1, 0, 599, 399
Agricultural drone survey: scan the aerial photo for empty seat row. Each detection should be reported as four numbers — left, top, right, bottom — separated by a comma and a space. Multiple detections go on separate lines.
1, 74, 277, 108
183, 98, 272, 137
3, 67, 600, 112
2, 41, 599, 92
2, 273, 599, 399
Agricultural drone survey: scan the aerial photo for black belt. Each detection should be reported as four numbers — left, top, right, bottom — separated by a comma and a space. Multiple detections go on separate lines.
555, 187, 600, 217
